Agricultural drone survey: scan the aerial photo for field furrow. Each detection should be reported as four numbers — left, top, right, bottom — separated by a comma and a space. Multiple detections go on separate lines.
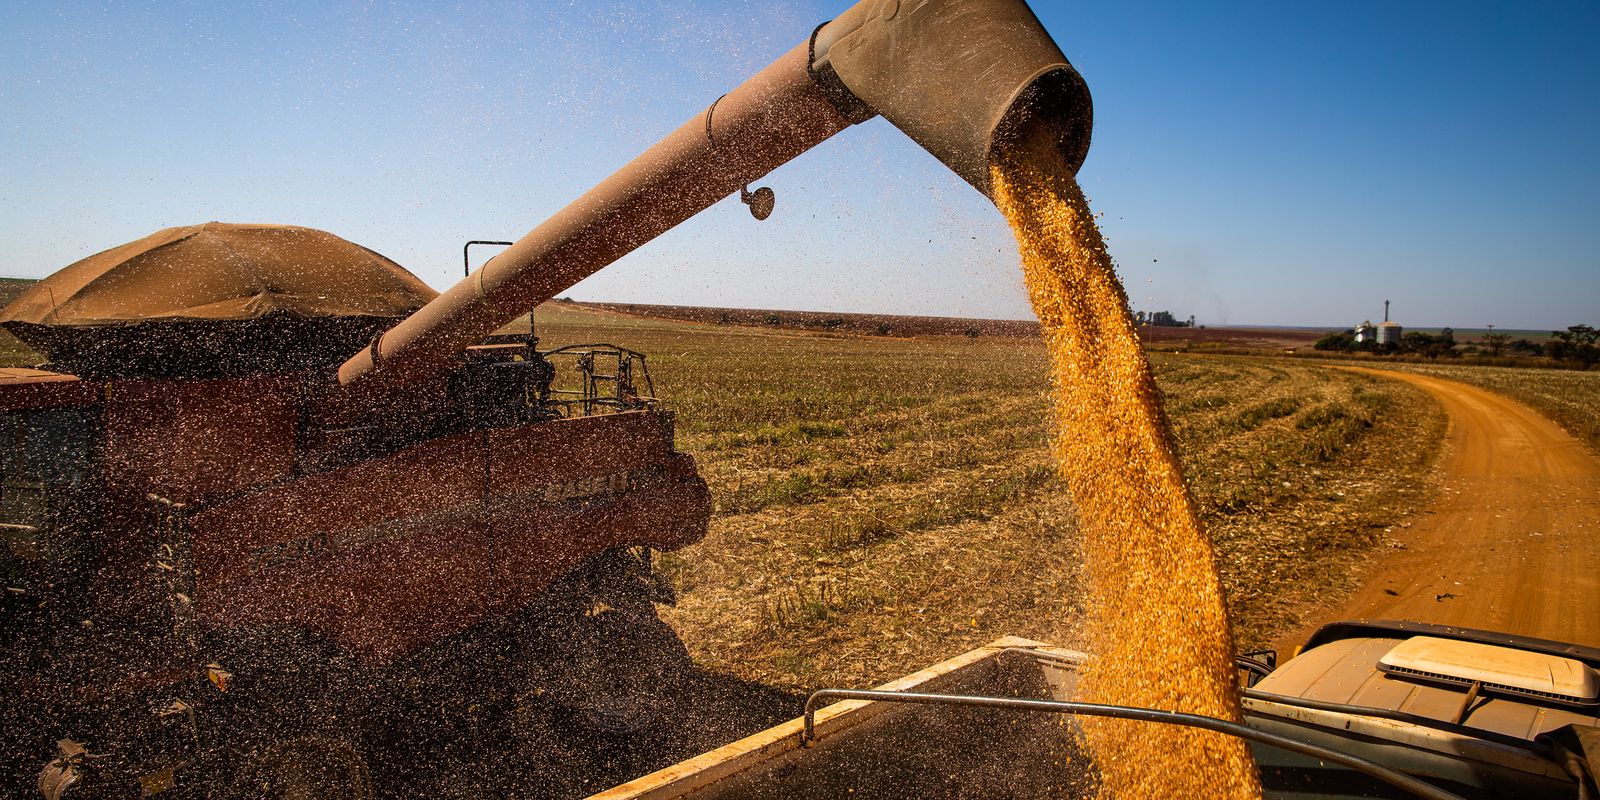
538, 309, 1448, 688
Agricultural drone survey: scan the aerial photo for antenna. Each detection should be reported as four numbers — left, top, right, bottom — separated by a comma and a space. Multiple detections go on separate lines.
1384, 300, 1390, 322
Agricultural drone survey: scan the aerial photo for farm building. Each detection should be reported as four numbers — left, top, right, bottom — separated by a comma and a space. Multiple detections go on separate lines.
1357, 300, 1402, 345
1377, 319, 1403, 345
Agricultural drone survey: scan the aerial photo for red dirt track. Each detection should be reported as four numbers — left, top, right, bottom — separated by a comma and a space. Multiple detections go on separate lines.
1284, 368, 1600, 650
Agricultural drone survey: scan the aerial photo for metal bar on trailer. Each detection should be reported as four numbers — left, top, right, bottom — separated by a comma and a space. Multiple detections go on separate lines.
800, 688, 1469, 800
999, 646, 1557, 756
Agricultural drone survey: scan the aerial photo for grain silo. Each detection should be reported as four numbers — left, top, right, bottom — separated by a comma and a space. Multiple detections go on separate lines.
1376, 300, 1403, 345
1354, 321, 1377, 344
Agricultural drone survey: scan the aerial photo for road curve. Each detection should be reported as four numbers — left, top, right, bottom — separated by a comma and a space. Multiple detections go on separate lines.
1283, 367, 1600, 650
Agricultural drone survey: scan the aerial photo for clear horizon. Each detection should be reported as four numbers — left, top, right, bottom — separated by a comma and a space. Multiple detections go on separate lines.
2, 1, 1595, 331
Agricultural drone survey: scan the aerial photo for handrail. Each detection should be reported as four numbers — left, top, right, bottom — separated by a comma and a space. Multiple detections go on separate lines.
462, 240, 514, 278
999, 645, 1556, 757
539, 343, 656, 416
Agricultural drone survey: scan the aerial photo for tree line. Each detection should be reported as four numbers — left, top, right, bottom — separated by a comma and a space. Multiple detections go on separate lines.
1315, 324, 1598, 367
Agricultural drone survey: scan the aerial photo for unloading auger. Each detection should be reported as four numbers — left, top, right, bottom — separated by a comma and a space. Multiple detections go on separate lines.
335, 0, 1093, 401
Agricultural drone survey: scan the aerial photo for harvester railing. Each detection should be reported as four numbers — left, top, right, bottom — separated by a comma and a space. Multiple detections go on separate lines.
1008, 646, 1559, 754
540, 344, 656, 418
463, 240, 513, 278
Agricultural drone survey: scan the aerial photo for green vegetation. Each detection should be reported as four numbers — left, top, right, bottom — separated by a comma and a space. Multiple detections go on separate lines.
1547, 325, 1600, 367
1315, 321, 1598, 368
1316, 326, 1461, 358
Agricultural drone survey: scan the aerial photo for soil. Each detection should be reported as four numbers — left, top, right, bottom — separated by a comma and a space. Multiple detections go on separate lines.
1279, 367, 1600, 651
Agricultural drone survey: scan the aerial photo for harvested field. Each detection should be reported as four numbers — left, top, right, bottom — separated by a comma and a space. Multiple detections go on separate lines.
0, 278, 33, 364
564, 299, 1042, 338
0, 278, 30, 307
560, 299, 1322, 350
535, 305, 1445, 689
1138, 324, 1323, 352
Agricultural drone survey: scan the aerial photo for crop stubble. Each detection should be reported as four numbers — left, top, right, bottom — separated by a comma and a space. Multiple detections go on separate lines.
0, 297, 1447, 683
534, 297, 1445, 689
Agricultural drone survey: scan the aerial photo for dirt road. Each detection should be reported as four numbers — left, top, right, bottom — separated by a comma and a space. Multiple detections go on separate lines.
1284, 367, 1600, 650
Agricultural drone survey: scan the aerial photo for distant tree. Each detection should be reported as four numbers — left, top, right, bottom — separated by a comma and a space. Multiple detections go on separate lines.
763, 313, 782, 326
1482, 332, 1511, 356
1549, 324, 1599, 365
1510, 337, 1542, 355
963, 328, 981, 339
1400, 331, 1454, 358
1315, 330, 1355, 351
1400, 331, 1434, 354
875, 322, 893, 336
1436, 327, 1459, 358
820, 317, 845, 330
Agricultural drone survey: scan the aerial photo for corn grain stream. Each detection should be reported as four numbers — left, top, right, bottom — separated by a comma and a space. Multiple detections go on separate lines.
992, 141, 1262, 797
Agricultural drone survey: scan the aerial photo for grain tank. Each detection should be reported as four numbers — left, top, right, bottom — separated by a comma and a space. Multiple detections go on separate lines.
1, 0, 1094, 796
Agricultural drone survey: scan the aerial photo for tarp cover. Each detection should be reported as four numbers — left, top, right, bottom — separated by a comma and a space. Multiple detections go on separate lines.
0, 222, 435, 326
0, 223, 440, 376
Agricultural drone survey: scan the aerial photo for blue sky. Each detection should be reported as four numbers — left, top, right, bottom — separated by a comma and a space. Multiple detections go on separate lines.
1, 1, 1595, 329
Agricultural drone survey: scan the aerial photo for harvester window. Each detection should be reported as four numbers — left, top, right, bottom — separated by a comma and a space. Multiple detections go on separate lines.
0, 408, 102, 611
0, 409, 102, 546
2, 408, 100, 485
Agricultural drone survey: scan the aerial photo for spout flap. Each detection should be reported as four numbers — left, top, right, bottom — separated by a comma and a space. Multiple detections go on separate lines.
814, 0, 1092, 196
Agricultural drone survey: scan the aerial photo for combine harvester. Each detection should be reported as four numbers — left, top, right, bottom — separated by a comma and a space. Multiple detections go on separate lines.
1, 0, 1593, 797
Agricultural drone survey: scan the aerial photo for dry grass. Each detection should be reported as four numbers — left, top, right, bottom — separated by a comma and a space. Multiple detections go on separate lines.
1354, 361, 1600, 453
536, 307, 1446, 688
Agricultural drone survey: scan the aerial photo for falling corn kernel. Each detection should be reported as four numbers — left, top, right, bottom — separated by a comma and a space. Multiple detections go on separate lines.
991, 133, 1262, 799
